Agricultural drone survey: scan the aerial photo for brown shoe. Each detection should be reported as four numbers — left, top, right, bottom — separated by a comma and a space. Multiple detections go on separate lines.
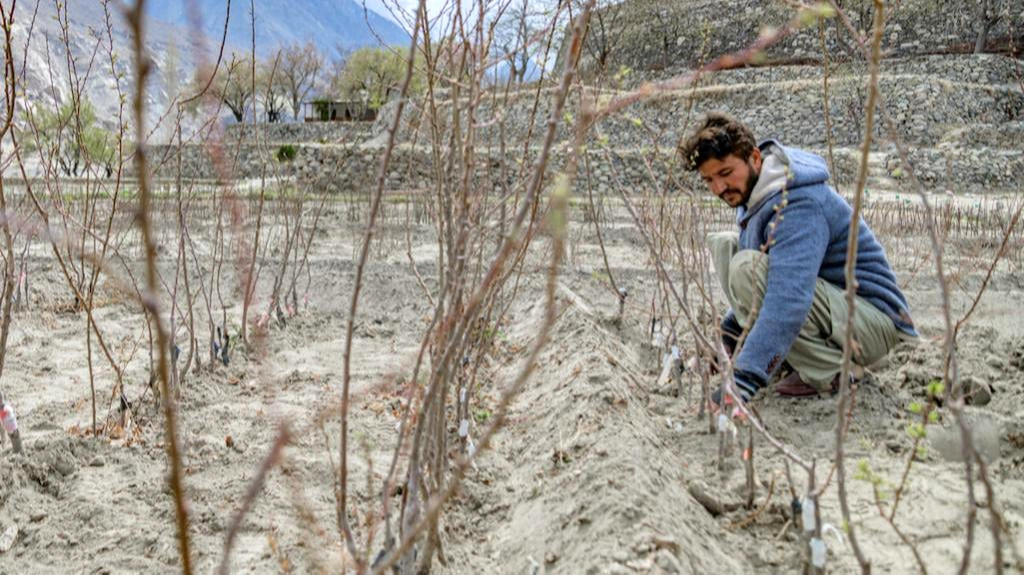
774, 371, 842, 397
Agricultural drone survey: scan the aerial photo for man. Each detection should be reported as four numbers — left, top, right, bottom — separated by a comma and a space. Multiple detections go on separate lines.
679, 113, 916, 404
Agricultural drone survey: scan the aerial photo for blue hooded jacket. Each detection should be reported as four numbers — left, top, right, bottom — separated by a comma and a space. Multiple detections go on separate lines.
731, 141, 916, 391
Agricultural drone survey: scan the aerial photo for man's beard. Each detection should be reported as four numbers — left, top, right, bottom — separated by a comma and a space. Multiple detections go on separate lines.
722, 162, 760, 207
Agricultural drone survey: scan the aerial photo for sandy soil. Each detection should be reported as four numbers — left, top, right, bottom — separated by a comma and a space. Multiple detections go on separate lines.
1, 199, 1023, 574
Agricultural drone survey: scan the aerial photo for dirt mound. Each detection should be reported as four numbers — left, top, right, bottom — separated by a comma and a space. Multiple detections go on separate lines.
442, 281, 753, 572
441, 273, 1024, 573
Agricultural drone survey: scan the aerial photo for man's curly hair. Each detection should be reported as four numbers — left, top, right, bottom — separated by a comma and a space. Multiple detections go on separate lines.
678, 113, 757, 172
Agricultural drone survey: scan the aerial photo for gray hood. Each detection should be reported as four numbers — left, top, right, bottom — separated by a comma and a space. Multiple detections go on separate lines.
745, 143, 791, 214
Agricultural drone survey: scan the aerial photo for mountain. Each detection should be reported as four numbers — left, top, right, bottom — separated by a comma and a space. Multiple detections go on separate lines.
5, 0, 411, 157
11, 1, 205, 144
144, 0, 411, 59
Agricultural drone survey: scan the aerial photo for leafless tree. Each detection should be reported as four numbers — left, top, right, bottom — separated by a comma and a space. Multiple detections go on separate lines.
258, 50, 287, 122
198, 51, 256, 122
582, 0, 626, 78
277, 41, 324, 120
974, 0, 1005, 53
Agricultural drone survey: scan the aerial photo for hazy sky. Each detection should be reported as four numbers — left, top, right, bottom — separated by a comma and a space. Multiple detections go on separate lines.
362, 0, 498, 33
362, 0, 436, 28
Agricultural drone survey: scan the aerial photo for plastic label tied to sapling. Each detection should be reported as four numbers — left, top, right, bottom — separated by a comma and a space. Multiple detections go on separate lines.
810, 537, 827, 568
800, 497, 830, 568
652, 329, 664, 349
458, 415, 478, 470
659, 346, 684, 388
660, 352, 673, 381
661, 346, 682, 369
717, 413, 730, 433
1, 401, 22, 454
717, 404, 739, 438
802, 497, 816, 532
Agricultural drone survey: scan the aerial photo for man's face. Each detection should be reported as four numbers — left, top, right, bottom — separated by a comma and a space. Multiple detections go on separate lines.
698, 149, 762, 208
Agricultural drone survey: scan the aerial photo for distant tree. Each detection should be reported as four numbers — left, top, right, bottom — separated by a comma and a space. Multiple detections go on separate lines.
493, 0, 564, 83
582, 0, 626, 78
277, 42, 324, 120
258, 51, 288, 123
425, 35, 473, 88
494, 0, 534, 84
25, 99, 115, 177
197, 51, 256, 123
974, 0, 1005, 53
331, 46, 420, 110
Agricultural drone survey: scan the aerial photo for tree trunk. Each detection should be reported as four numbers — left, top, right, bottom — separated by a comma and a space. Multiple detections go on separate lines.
974, 0, 1000, 54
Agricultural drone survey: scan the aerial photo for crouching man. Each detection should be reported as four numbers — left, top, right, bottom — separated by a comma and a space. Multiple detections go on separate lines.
679, 113, 916, 404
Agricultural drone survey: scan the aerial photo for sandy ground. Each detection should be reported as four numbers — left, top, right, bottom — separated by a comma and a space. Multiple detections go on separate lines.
1, 199, 1023, 574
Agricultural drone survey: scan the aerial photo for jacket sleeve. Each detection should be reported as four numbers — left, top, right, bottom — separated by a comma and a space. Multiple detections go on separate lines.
734, 195, 829, 383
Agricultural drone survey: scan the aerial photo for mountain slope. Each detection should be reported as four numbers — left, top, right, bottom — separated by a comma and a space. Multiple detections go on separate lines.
145, 0, 410, 58
12, 1, 203, 142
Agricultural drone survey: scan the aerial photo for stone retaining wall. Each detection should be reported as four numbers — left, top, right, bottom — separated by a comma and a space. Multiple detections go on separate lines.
570, 0, 1023, 77
642, 53, 1022, 87
938, 121, 1024, 148
376, 55, 1023, 151
144, 141, 1024, 196
224, 121, 373, 144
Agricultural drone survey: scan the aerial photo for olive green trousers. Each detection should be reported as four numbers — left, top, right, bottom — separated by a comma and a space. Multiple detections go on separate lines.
708, 231, 901, 388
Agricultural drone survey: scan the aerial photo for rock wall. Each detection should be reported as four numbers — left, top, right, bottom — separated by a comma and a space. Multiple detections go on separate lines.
145, 138, 1024, 196
572, 0, 1023, 77
148, 142, 443, 194
223, 121, 373, 144
377, 54, 1023, 150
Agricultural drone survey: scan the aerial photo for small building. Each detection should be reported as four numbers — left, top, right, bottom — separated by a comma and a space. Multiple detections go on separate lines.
302, 100, 376, 122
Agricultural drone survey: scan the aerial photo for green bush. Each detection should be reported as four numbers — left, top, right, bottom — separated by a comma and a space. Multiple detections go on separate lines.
276, 144, 297, 162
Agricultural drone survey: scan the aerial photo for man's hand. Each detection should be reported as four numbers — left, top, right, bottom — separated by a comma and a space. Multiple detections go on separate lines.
709, 369, 764, 409
705, 314, 743, 375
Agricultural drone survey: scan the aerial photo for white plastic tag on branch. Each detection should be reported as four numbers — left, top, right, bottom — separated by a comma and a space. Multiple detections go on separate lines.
466, 436, 479, 472
687, 356, 700, 373
0, 403, 17, 434
458, 419, 470, 438
810, 537, 827, 568
460, 387, 467, 404
802, 498, 817, 532
717, 413, 730, 433
671, 346, 680, 360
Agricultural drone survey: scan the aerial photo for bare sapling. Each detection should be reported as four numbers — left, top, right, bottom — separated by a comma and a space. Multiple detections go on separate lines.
827, 1, 1019, 571
125, 1, 194, 572
337, 1, 427, 567
371, 3, 597, 571
0, 3, 21, 453
831, 1, 886, 572
238, 25, 281, 344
